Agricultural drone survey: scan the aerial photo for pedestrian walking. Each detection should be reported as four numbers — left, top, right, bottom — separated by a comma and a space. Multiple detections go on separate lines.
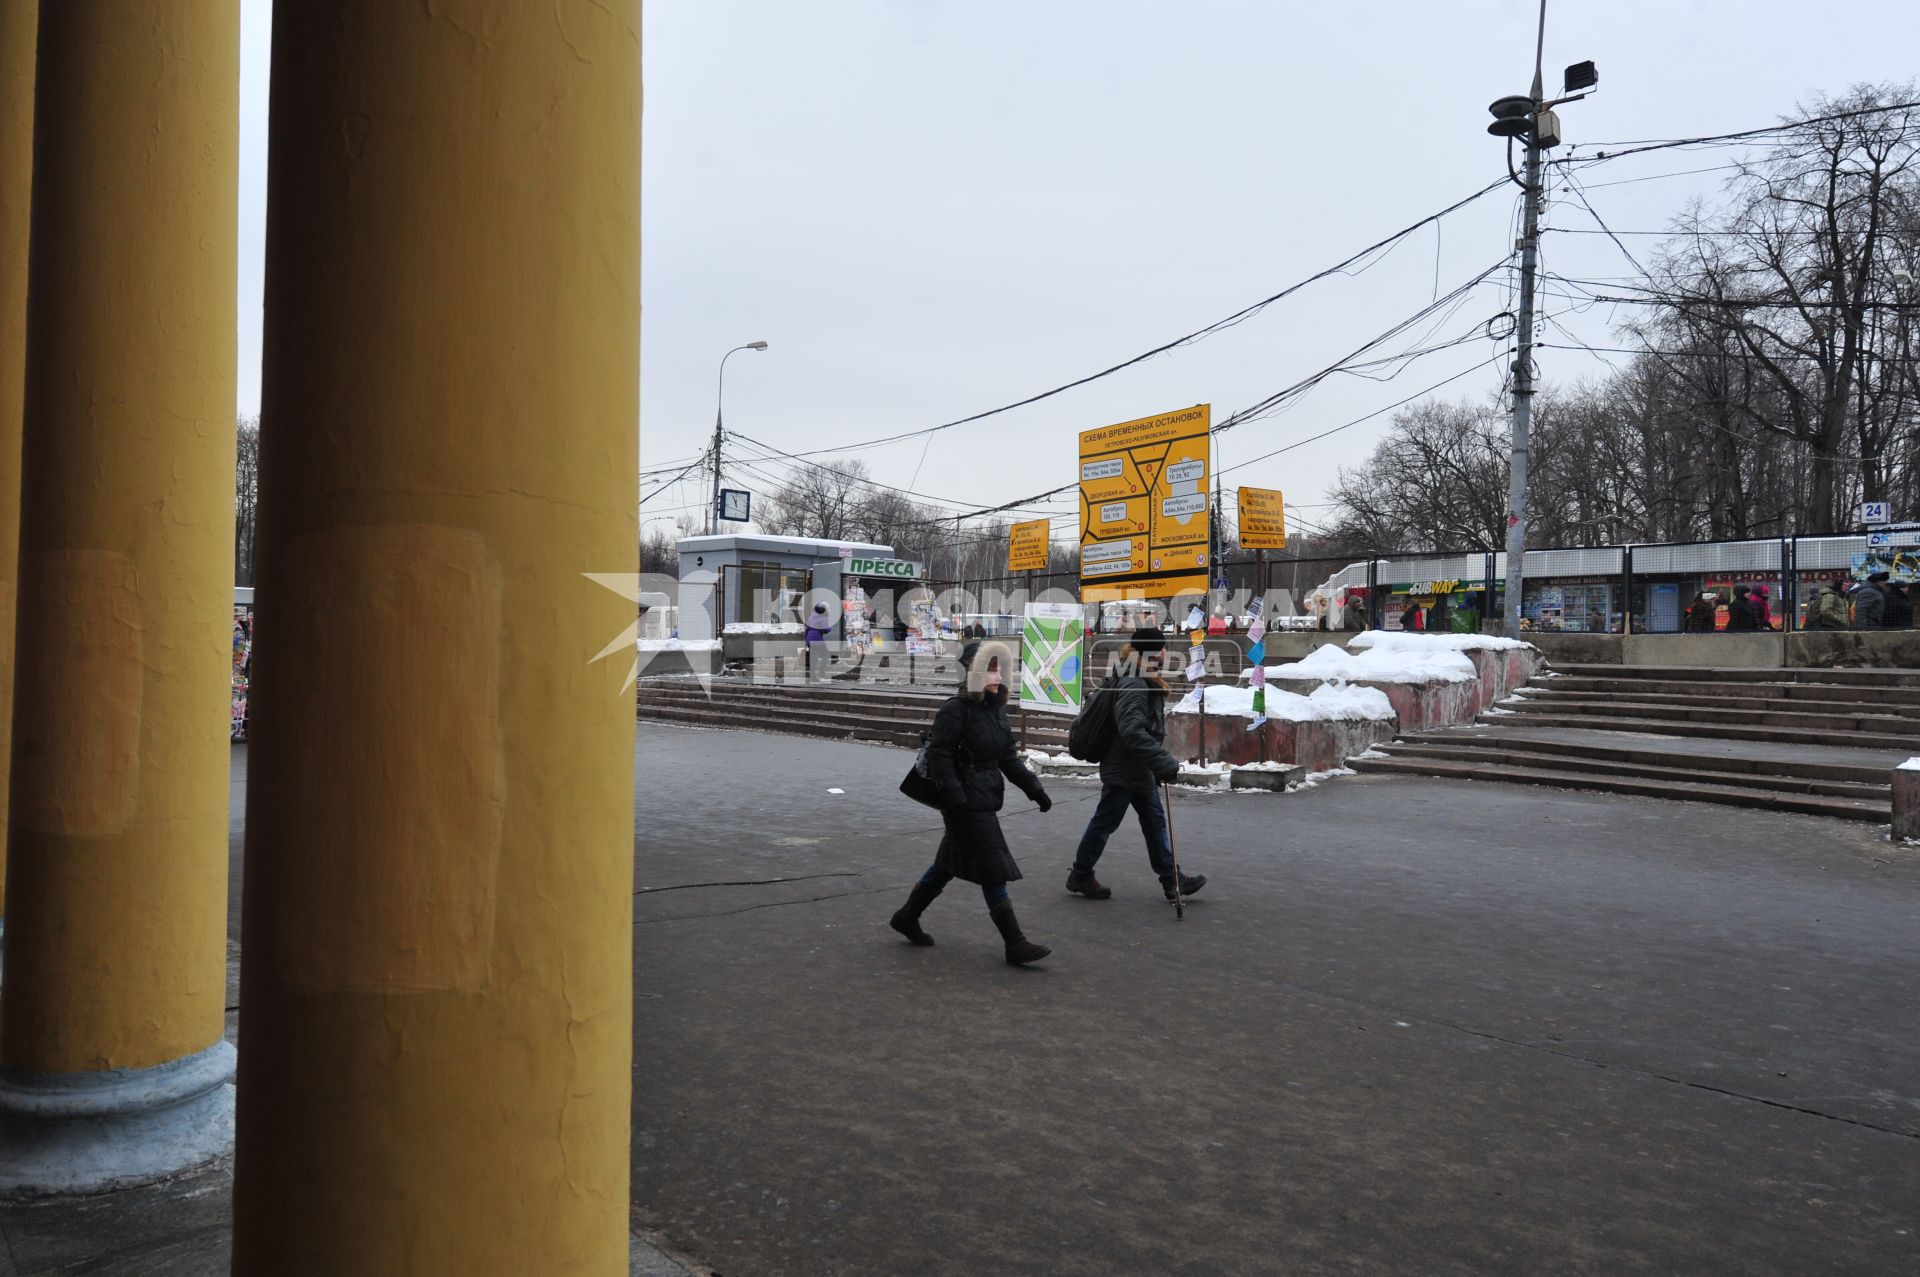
1400, 600, 1425, 632
1684, 592, 1718, 632
1803, 584, 1846, 630
1341, 593, 1367, 631
1852, 573, 1889, 629
1064, 628, 1207, 903
803, 601, 833, 679
1726, 584, 1760, 632
1884, 579, 1915, 629
888, 641, 1054, 965
1752, 584, 1776, 632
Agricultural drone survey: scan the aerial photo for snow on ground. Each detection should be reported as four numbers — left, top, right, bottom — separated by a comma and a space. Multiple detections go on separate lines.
722, 622, 805, 635
1255, 641, 1477, 685
1348, 630, 1535, 654
1171, 681, 1395, 722
637, 638, 721, 652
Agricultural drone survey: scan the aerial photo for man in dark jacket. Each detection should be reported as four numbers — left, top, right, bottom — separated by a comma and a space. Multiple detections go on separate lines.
1725, 584, 1760, 632
1064, 627, 1206, 902
1884, 580, 1915, 629
1852, 573, 1889, 629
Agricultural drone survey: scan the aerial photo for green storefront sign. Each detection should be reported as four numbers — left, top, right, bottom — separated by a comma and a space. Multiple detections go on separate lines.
847, 557, 923, 579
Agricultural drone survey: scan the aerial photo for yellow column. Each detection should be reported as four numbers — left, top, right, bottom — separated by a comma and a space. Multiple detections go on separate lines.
0, 1, 239, 1193
231, 3, 639, 1273
0, 0, 35, 928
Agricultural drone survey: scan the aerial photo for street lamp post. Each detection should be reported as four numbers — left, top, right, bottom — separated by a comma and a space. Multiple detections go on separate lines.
1487, 0, 1594, 634
708, 341, 768, 534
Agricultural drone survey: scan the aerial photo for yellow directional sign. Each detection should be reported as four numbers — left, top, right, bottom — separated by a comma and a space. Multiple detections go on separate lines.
1007, 517, 1051, 573
1079, 404, 1210, 600
1238, 486, 1287, 549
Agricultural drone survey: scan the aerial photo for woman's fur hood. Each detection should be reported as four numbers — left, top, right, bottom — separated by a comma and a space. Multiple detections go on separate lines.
962, 639, 1018, 700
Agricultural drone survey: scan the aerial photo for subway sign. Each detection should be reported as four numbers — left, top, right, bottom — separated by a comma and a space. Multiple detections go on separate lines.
846, 557, 923, 579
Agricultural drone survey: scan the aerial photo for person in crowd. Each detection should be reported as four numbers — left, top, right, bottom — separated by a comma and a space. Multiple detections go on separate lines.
1684, 592, 1719, 632
1752, 584, 1776, 631
1400, 600, 1425, 632
1585, 607, 1607, 634
1725, 583, 1760, 632
888, 640, 1054, 965
1341, 593, 1368, 631
803, 601, 833, 678
1804, 584, 1848, 630
1884, 579, 1915, 629
1852, 572, 1889, 629
1065, 627, 1207, 904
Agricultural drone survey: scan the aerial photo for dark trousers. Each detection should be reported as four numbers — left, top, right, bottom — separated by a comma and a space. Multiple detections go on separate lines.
1072, 783, 1175, 882
918, 863, 1010, 907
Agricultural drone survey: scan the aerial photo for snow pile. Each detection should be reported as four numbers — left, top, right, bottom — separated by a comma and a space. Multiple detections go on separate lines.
1255, 640, 1477, 685
1900, 757, 1920, 771
1348, 629, 1534, 654
637, 638, 720, 652
1171, 681, 1394, 722
722, 622, 805, 635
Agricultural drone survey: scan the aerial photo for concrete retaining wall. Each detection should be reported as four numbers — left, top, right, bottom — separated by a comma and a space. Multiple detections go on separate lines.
1164, 709, 1396, 773
1265, 676, 1480, 733
1896, 763, 1920, 843
1525, 629, 1920, 669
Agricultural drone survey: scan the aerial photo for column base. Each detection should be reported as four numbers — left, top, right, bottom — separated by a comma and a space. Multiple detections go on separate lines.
0, 1040, 236, 1198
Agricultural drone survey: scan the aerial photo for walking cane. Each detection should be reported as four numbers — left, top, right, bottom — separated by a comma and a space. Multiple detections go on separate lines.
1162, 781, 1185, 921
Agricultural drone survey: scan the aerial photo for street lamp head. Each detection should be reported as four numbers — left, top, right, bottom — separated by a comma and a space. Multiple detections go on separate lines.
746, 341, 769, 351
1486, 95, 1533, 138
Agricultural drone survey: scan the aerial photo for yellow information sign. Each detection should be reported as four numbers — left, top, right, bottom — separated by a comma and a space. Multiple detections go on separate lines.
1237, 486, 1287, 549
1007, 517, 1051, 572
1079, 404, 1210, 600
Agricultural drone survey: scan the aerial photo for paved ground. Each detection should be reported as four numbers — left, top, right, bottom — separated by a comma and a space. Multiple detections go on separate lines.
6, 727, 1916, 1274
630, 722, 1920, 1275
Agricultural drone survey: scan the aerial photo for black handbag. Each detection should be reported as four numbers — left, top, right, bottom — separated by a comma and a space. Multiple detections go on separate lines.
900, 705, 970, 808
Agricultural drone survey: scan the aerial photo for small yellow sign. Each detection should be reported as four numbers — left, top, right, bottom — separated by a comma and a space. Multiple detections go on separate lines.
1237, 486, 1287, 549
1079, 404, 1211, 600
1008, 517, 1051, 573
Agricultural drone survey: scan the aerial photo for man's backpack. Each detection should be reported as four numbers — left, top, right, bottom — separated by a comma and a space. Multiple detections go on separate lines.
1067, 682, 1120, 762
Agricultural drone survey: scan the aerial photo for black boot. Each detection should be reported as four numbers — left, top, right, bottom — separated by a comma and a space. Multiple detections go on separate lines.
889, 881, 941, 946
1161, 872, 1207, 901
988, 900, 1051, 966
1065, 869, 1112, 900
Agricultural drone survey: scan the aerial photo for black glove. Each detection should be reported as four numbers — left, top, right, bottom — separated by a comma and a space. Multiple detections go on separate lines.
1155, 759, 1181, 785
1033, 790, 1053, 813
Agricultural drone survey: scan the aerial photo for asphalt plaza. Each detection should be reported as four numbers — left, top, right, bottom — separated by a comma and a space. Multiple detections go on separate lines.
631, 722, 1920, 1275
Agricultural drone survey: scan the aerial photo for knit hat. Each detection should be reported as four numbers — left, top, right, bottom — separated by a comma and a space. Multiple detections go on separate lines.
1128, 625, 1167, 653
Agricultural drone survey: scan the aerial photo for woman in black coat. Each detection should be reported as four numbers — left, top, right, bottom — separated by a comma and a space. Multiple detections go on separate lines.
889, 640, 1054, 965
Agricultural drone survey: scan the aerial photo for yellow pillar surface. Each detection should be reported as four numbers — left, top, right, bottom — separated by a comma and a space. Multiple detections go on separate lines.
232, 3, 639, 1273
2, 2, 237, 1073
0, 0, 35, 924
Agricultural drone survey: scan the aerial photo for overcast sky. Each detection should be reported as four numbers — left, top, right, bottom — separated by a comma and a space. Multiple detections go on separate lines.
235, 1, 1920, 548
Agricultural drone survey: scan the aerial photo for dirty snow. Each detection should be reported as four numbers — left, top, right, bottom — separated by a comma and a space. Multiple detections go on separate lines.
1171, 681, 1394, 722
637, 638, 721, 652
1348, 630, 1535, 655
1257, 641, 1478, 685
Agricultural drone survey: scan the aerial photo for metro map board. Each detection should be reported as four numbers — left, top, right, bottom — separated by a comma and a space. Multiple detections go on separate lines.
1078, 403, 1210, 601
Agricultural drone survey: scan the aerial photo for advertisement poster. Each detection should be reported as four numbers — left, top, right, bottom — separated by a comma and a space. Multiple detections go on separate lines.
1020, 601, 1084, 711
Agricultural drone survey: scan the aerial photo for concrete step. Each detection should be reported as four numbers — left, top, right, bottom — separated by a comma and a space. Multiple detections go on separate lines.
1478, 710, 1920, 753
636, 702, 926, 748
1380, 741, 1891, 801
1348, 755, 1890, 822
1400, 729, 1893, 785
1550, 663, 1920, 689
1512, 687, 1920, 725
635, 691, 1072, 748
1541, 677, 1920, 710
1516, 688, 1920, 723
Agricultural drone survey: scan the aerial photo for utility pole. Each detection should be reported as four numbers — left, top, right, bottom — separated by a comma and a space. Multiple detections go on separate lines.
1487, 4, 1594, 635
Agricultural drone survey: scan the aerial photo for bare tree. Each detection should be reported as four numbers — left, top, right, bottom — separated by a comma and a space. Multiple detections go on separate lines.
235, 416, 260, 586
